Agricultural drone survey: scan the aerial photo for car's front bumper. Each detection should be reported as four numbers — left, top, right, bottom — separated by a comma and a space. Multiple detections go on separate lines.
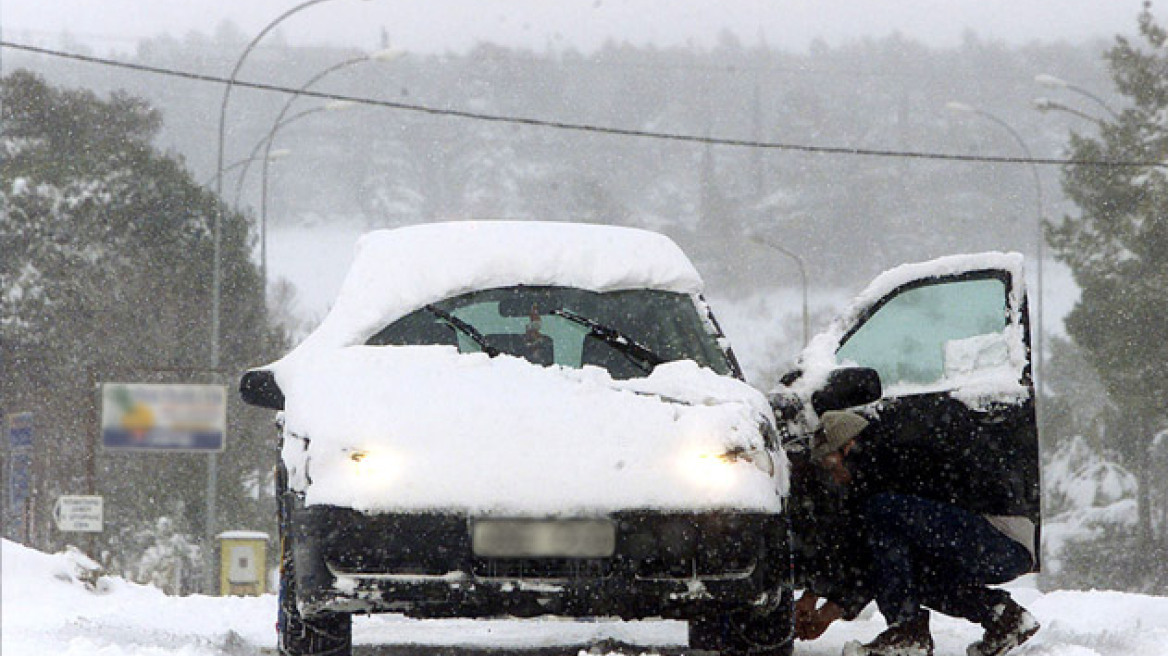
286, 502, 790, 620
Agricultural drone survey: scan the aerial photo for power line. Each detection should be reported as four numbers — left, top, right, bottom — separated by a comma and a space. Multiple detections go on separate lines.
2, 39, 1160, 169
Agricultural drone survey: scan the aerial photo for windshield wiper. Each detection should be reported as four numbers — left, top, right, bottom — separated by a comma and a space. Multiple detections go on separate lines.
550, 308, 665, 374
424, 305, 500, 357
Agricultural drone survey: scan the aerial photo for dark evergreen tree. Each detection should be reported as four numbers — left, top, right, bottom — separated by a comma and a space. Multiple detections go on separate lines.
1, 70, 286, 588
1047, 2, 1168, 586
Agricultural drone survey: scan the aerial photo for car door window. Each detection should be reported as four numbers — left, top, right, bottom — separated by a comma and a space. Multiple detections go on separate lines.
835, 277, 1006, 388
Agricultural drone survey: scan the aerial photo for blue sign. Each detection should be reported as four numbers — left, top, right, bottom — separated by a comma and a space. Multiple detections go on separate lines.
7, 412, 33, 449
5, 413, 33, 540
9, 453, 31, 513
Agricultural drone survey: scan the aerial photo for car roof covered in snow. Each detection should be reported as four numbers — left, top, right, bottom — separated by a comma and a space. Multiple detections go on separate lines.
272, 221, 705, 369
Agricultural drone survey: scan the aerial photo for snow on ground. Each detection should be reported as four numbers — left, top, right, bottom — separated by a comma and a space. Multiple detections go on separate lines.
6, 539, 1168, 656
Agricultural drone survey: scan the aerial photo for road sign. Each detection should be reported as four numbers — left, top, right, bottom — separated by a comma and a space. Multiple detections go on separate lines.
101, 383, 226, 452
53, 496, 103, 532
6, 414, 34, 534
8, 453, 32, 513
7, 412, 33, 449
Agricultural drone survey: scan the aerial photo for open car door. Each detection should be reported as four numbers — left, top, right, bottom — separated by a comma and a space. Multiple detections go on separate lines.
774, 252, 1040, 568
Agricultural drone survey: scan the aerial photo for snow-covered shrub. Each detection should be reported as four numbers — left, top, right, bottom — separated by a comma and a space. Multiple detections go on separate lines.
53, 545, 110, 593
107, 516, 203, 596
1041, 435, 1140, 589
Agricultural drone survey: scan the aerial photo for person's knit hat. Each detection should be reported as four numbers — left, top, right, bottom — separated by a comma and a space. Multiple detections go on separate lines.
811, 410, 870, 460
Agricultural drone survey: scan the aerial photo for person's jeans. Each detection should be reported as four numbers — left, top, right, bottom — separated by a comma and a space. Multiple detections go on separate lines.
863, 493, 1033, 626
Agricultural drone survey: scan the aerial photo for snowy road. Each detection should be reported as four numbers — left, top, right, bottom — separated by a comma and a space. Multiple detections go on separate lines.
352, 646, 688, 656
6, 540, 1168, 656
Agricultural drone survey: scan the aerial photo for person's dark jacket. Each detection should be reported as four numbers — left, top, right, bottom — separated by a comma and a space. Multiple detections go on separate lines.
791, 415, 1036, 619
790, 419, 956, 619
789, 453, 873, 620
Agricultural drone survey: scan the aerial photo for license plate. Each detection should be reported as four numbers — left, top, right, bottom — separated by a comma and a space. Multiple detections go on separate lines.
472, 518, 616, 558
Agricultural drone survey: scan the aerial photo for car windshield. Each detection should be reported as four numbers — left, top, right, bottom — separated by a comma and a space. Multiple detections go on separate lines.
366, 286, 733, 379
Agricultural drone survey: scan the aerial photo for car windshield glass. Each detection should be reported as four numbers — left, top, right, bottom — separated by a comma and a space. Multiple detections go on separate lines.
366, 286, 732, 379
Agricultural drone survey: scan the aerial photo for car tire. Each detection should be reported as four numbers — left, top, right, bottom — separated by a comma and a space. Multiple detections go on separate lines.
277, 538, 352, 656
277, 462, 352, 656
689, 591, 794, 656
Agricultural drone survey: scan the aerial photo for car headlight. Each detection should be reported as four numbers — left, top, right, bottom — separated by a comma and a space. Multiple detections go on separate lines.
723, 446, 776, 476
346, 448, 399, 484
677, 446, 774, 489
678, 450, 740, 489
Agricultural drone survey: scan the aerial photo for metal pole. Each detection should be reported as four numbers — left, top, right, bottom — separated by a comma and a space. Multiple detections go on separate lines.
966, 109, 1045, 396
245, 50, 395, 291
215, 0, 336, 365
210, 0, 340, 595
1035, 74, 1120, 120
206, 453, 217, 594
749, 233, 810, 347
261, 108, 330, 289
1033, 98, 1106, 126
946, 103, 1045, 397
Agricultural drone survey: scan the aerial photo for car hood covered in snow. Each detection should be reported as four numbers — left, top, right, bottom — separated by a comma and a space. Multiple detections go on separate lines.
278, 346, 787, 516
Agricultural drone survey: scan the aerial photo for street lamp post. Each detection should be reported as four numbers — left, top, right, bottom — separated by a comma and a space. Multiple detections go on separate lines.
206, 151, 291, 189
749, 232, 810, 348
209, 0, 360, 595
214, 0, 344, 369
1033, 98, 1107, 127
258, 102, 356, 287
1035, 73, 1120, 120
251, 50, 396, 292
945, 102, 1046, 396
229, 49, 398, 213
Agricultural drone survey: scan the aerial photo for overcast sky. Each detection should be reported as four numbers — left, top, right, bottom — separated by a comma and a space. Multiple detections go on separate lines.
1, 0, 1154, 55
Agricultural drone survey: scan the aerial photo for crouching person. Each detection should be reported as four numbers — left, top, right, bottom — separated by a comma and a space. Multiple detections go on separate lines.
794, 411, 1040, 656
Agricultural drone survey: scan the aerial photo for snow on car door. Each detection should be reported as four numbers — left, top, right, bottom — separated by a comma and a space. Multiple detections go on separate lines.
798, 252, 1040, 565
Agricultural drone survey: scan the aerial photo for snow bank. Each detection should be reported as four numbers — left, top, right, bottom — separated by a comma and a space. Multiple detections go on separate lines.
1, 539, 275, 656
7, 539, 1168, 655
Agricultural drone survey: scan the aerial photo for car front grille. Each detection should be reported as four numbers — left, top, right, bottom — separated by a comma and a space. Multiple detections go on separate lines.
318, 510, 469, 575
614, 512, 762, 579
471, 557, 613, 580
309, 507, 780, 582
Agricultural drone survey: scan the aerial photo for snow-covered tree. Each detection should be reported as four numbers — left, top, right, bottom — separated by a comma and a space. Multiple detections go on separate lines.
1048, 3, 1168, 577
1, 71, 284, 575
133, 517, 203, 595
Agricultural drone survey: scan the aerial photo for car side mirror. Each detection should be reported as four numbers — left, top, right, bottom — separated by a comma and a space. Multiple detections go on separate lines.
240, 369, 285, 410
810, 367, 882, 415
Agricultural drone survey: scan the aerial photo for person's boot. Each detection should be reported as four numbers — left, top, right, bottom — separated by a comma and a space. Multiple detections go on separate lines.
967, 598, 1040, 656
842, 612, 934, 656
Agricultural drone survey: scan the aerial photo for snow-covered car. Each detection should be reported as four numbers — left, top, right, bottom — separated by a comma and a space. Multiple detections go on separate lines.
241, 222, 794, 656
769, 252, 1041, 591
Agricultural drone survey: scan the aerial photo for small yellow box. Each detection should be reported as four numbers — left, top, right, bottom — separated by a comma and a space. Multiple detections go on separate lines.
217, 531, 269, 596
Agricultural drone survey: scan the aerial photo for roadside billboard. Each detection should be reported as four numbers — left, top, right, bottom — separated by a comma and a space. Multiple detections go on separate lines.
101, 383, 226, 452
